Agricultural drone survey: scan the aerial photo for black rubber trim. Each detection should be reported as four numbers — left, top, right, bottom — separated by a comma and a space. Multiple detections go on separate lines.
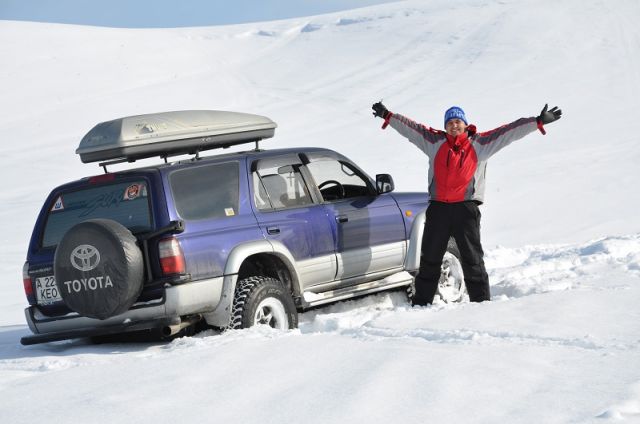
149, 274, 191, 286
20, 317, 175, 345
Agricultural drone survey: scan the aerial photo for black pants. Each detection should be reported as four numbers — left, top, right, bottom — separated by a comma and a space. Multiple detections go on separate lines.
413, 201, 490, 305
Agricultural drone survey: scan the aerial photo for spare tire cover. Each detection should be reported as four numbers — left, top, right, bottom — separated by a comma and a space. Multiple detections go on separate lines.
54, 219, 144, 320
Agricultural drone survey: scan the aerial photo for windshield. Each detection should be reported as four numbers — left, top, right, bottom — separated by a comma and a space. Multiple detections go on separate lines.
41, 180, 152, 248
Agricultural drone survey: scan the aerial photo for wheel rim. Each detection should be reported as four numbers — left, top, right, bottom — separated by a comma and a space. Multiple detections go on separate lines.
253, 297, 289, 329
438, 251, 465, 302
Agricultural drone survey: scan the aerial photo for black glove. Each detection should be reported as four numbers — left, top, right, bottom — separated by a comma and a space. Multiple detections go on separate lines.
372, 102, 390, 119
538, 104, 562, 125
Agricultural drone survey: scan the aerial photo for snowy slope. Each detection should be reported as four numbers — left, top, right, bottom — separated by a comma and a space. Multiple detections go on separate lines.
1, 0, 639, 422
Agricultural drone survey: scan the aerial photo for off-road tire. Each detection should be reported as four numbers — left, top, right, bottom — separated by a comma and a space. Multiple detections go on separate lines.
407, 238, 467, 303
229, 276, 298, 330
437, 238, 467, 303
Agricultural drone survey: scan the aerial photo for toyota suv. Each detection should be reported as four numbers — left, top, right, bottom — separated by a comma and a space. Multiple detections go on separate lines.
20, 110, 464, 345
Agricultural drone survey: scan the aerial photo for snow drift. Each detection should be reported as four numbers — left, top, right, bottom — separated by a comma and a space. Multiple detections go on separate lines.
0, 0, 639, 422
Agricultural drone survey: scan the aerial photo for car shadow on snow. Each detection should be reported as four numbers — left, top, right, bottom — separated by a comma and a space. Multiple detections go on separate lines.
0, 324, 179, 360
1, 290, 426, 359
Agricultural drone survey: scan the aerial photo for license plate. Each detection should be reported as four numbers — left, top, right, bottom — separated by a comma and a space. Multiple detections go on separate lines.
35, 276, 62, 305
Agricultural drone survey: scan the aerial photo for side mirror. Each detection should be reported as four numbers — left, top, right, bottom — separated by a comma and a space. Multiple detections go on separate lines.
376, 174, 395, 194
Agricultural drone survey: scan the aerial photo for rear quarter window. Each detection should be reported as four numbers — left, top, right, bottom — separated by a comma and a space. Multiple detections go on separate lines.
169, 161, 239, 221
41, 180, 152, 248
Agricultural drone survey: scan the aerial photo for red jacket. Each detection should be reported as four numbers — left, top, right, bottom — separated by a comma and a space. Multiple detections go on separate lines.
385, 113, 545, 203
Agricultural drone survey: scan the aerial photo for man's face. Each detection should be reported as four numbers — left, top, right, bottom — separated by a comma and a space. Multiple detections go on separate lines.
446, 118, 468, 137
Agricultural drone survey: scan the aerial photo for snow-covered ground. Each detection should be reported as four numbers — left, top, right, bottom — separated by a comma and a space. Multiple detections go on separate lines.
1, 0, 639, 422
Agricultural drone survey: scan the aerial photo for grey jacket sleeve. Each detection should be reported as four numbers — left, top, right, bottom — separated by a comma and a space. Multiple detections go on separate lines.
387, 113, 445, 158
473, 117, 541, 161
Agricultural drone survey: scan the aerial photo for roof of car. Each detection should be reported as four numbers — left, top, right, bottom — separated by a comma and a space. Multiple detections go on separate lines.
78, 147, 343, 177
53, 146, 367, 196
156, 147, 345, 170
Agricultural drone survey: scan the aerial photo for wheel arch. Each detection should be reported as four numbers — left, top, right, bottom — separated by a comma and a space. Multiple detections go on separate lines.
237, 253, 298, 298
223, 239, 301, 297
403, 209, 462, 273
205, 240, 301, 328
404, 209, 426, 272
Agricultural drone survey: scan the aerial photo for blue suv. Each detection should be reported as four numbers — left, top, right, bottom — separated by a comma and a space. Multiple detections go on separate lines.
20, 110, 464, 345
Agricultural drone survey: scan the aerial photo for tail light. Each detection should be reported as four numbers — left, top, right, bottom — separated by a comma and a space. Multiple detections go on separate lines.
22, 262, 33, 298
158, 237, 186, 275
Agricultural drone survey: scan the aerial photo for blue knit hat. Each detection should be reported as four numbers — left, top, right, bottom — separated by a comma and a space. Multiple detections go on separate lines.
444, 106, 468, 127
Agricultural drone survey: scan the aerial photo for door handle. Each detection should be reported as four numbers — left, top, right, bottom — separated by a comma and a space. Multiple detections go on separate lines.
336, 215, 349, 223
266, 226, 280, 235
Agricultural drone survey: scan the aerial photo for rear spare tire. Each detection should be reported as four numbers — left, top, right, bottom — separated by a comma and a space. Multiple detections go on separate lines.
54, 219, 144, 320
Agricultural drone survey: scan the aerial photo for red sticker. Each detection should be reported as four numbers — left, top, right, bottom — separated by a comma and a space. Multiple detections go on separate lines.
124, 184, 141, 200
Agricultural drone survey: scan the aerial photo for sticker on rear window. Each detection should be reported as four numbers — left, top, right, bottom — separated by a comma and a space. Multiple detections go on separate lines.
123, 184, 147, 201
225, 208, 235, 217
51, 196, 65, 212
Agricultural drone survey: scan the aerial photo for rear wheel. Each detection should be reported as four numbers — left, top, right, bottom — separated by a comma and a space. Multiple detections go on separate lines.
229, 276, 298, 330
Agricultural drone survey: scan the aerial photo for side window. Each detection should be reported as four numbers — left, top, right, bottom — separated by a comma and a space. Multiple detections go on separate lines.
306, 159, 373, 201
254, 163, 313, 210
170, 162, 239, 220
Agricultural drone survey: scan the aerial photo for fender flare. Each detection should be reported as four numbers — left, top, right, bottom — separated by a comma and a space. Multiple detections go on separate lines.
222, 240, 300, 285
204, 240, 300, 328
404, 209, 426, 272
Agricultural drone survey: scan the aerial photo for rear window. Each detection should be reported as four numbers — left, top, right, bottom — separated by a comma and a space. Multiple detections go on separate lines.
41, 180, 152, 248
169, 162, 239, 221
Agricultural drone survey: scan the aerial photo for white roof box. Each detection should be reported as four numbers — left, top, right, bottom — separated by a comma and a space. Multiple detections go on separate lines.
76, 110, 277, 163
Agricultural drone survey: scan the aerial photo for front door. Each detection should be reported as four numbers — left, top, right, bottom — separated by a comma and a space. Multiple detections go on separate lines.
304, 155, 406, 281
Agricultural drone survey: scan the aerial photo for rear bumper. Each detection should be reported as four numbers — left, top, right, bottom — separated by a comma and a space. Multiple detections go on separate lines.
22, 276, 224, 345
20, 317, 176, 345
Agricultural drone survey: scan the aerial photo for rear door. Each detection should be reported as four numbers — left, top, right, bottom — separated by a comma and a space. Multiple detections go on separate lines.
250, 154, 337, 289
28, 175, 157, 315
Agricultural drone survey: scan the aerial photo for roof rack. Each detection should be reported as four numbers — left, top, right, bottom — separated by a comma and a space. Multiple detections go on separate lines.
76, 110, 277, 169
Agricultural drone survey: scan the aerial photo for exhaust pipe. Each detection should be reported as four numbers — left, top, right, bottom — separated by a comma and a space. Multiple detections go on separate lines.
162, 315, 202, 337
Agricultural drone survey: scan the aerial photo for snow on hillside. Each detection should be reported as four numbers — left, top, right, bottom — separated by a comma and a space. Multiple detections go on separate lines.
1, 0, 639, 423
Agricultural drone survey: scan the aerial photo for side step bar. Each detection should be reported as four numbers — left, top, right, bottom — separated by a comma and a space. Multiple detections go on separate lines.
302, 271, 413, 308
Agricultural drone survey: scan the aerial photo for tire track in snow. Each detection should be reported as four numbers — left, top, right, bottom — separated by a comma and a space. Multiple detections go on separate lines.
334, 325, 639, 352
300, 302, 640, 352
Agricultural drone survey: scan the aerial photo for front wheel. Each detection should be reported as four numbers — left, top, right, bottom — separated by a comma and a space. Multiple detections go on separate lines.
437, 239, 467, 303
229, 276, 298, 330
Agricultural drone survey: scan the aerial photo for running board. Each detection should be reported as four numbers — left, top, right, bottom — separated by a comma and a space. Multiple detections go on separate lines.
302, 271, 413, 308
